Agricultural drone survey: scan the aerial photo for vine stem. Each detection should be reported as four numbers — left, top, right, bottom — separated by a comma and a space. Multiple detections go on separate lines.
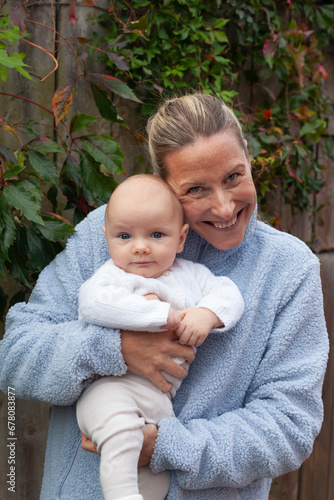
0, 92, 71, 135
21, 39, 58, 82
27, 19, 83, 77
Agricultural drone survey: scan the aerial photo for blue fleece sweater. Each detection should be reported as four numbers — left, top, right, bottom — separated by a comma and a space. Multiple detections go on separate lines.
0, 206, 329, 500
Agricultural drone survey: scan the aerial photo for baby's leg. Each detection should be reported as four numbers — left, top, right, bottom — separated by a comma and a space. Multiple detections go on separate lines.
77, 377, 145, 500
138, 466, 171, 500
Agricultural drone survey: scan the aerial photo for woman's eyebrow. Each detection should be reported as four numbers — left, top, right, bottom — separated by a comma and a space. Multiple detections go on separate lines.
179, 181, 206, 189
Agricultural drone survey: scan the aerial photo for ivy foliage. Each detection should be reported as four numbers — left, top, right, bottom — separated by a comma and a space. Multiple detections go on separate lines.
0, 0, 334, 322
0, 6, 134, 320
90, 0, 334, 225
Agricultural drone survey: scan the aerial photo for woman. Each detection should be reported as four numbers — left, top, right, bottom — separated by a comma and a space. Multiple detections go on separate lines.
0, 94, 329, 500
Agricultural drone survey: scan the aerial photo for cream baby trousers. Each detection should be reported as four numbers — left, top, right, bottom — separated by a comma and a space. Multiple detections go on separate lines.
76, 373, 174, 500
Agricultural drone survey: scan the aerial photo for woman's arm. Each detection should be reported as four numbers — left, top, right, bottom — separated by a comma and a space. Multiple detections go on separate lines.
0, 208, 127, 405
150, 259, 329, 489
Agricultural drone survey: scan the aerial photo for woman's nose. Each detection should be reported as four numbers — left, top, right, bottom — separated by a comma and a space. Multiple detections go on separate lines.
210, 190, 235, 219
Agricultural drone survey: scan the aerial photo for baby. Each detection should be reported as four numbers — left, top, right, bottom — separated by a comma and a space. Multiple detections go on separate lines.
76, 174, 244, 500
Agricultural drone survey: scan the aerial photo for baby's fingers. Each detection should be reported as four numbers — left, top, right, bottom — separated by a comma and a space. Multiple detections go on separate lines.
178, 330, 192, 345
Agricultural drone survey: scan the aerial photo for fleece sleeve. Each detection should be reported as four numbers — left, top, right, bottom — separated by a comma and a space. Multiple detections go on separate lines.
195, 264, 244, 331
0, 209, 127, 406
78, 265, 171, 331
150, 259, 329, 489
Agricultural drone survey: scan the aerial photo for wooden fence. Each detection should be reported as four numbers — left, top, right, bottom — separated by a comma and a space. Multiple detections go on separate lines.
0, 3, 333, 499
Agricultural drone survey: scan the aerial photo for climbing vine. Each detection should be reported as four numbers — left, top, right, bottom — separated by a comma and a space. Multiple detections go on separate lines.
90, 0, 334, 224
0, 0, 333, 321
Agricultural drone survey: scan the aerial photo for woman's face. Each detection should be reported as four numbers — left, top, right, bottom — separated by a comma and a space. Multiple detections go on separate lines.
165, 130, 257, 250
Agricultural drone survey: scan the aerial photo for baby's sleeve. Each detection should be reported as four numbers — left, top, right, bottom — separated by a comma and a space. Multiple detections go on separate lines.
195, 264, 245, 331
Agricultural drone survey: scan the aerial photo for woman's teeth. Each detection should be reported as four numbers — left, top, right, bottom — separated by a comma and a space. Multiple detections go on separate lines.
211, 215, 238, 229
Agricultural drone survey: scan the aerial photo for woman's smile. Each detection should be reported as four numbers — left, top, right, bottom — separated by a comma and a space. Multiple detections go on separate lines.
204, 212, 240, 230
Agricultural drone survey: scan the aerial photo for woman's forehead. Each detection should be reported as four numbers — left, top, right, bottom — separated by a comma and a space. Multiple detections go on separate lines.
165, 132, 249, 182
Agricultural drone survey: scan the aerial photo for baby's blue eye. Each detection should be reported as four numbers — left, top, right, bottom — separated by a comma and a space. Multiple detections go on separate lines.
119, 233, 130, 240
152, 232, 163, 238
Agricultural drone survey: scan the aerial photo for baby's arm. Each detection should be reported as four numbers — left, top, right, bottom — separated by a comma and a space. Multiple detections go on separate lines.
78, 264, 171, 332
174, 307, 223, 347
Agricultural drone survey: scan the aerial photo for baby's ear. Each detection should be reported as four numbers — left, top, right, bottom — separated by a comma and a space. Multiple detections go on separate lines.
102, 225, 106, 234
177, 224, 189, 253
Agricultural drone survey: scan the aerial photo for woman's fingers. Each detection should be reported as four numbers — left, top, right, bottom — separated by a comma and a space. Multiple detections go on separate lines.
80, 432, 98, 454
138, 424, 158, 468
121, 329, 195, 392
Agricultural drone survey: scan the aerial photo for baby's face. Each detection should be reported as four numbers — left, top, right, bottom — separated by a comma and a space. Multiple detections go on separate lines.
104, 193, 188, 278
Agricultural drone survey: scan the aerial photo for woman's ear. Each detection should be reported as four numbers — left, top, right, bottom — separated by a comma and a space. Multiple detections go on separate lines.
177, 224, 189, 253
102, 225, 106, 234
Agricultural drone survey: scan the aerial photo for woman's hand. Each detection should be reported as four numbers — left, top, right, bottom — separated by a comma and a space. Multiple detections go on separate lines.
81, 425, 158, 466
121, 329, 195, 393
138, 424, 158, 467
81, 431, 98, 454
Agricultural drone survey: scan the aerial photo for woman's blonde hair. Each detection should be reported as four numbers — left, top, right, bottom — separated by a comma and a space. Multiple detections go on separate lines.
146, 93, 247, 179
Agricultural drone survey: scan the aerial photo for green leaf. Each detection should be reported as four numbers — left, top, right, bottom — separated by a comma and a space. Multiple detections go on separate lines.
8, 290, 26, 309
0, 285, 8, 321
36, 218, 75, 242
15, 65, 32, 80
214, 31, 228, 43
0, 49, 29, 68
3, 180, 43, 224
0, 144, 17, 165
300, 119, 327, 140
0, 193, 15, 260
27, 151, 58, 185
79, 151, 118, 200
27, 139, 65, 154
79, 135, 124, 175
70, 113, 98, 133
218, 90, 238, 103
0, 64, 8, 82
87, 73, 142, 103
1, 164, 25, 179
213, 18, 229, 29
25, 227, 54, 269
91, 85, 121, 122
60, 156, 82, 189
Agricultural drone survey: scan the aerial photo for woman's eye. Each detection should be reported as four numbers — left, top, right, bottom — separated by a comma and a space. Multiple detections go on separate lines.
152, 232, 163, 238
119, 233, 130, 240
227, 173, 238, 182
187, 186, 202, 194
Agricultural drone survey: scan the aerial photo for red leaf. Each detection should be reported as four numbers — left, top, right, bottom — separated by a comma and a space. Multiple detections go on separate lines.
287, 164, 302, 183
42, 212, 72, 224
82, 0, 97, 5
263, 39, 275, 58
11, 4, 29, 35
262, 109, 272, 121
100, 74, 123, 83
68, 0, 78, 25
73, 36, 88, 46
51, 82, 76, 125
316, 65, 328, 80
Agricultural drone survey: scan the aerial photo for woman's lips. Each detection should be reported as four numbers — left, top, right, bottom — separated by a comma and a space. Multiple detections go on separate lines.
204, 212, 240, 229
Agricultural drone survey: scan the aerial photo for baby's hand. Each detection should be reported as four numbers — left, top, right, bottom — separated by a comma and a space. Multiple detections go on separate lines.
144, 293, 160, 301
164, 307, 180, 329
174, 308, 222, 347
